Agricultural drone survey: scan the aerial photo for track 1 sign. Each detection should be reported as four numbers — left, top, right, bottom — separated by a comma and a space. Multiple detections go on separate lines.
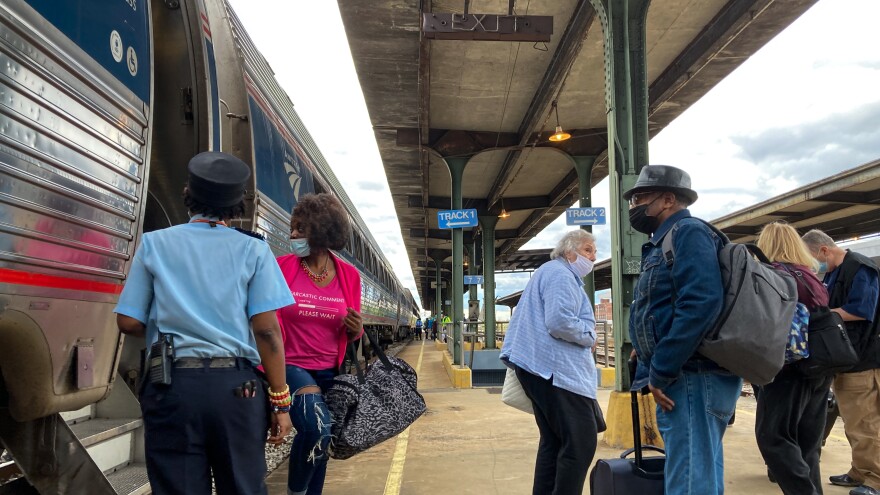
565, 207, 606, 226
438, 209, 478, 229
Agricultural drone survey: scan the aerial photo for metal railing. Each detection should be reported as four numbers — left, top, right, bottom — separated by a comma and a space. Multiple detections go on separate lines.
448, 320, 613, 368
592, 320, 614, 367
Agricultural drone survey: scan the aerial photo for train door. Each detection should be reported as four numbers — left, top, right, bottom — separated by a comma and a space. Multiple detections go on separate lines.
143, 0, 214, 232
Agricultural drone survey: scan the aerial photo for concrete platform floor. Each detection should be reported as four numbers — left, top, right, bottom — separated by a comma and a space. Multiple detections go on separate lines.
268, 339, 856, 495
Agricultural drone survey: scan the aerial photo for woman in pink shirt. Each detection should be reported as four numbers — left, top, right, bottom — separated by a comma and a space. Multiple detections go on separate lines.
276, 193, 363, 495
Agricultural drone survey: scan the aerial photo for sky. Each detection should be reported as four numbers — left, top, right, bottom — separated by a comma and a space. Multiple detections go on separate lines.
227, 0, 880, 319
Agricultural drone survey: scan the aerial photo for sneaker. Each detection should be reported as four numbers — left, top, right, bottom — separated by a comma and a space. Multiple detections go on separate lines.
850, 486, 879, 495
831, 474, 863, 487
768, 469, 776, 484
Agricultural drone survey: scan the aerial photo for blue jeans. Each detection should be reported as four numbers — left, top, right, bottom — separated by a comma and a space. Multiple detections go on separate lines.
286, 365, 336, 495
655, 371, 742, 495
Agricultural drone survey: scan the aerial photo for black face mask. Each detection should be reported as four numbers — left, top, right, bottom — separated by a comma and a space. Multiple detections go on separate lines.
628, 197, 662, 234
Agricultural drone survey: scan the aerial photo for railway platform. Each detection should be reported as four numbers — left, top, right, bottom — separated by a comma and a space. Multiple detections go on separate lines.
268, 339, 856, 495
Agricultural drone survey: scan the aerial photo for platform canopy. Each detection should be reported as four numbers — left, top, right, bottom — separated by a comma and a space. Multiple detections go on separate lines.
337, 0, 817, 305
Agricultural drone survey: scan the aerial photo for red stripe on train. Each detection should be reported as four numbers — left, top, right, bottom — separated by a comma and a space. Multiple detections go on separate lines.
0, 268, 123, 295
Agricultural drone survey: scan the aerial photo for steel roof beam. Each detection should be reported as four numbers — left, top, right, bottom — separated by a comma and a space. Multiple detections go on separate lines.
487, 1, 597, 208
407, 194, 568, 212
815, 190, 880, 205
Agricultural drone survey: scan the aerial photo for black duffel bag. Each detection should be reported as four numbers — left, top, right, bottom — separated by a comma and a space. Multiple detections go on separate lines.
325, 330, 426, 460
796, 306, 859, 377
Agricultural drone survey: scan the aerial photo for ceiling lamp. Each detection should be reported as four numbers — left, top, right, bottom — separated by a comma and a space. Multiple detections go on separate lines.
548, 100, 571, 142
498, 198, 511, 219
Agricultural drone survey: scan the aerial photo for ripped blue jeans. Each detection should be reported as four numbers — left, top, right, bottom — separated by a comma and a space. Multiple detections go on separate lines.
286, 365, 336, 495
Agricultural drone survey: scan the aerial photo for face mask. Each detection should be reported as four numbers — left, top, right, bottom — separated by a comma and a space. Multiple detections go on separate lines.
628, 196, 662, 234
569, 254, 594, 278
816, 249, 829, 273
290, 238, 310, 257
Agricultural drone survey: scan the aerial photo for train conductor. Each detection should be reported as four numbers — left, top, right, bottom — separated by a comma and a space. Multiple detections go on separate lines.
115, 151, 294, 495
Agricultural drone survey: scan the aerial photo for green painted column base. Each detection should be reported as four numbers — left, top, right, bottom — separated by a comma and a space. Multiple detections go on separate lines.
602, 390, 664, 449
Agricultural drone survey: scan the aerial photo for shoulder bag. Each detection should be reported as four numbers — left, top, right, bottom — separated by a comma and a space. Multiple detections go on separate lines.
782, 266, 859, 377
325, 330, 426, 460
501, 367, 533, 413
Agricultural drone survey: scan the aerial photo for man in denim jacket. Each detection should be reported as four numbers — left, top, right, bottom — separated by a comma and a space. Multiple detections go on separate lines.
624, 165, 743, 495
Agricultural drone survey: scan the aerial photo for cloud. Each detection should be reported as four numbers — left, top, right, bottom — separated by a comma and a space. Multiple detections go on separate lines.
730, 100, 880, 186
356, 181, 385, 192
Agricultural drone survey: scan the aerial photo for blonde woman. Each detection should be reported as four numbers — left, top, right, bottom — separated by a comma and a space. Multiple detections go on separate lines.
754, 222, 830, 495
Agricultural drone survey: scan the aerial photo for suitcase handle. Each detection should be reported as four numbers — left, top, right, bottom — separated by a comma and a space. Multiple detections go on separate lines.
620, 445, 665, 459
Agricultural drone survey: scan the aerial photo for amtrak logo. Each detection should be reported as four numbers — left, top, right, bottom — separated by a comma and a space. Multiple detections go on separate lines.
284, 156, 303, 200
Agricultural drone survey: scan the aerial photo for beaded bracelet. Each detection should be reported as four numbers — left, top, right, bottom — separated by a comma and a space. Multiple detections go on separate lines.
272, 404, 291, 414
270, 395, 292, 407
268, 385, 290, 398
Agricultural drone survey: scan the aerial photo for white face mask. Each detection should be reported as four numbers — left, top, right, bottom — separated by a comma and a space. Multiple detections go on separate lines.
290, 238, 310, 257
569, 253, 594, 278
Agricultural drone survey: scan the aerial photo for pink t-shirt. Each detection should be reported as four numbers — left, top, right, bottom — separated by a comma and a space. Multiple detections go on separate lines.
278, 268, 348, 370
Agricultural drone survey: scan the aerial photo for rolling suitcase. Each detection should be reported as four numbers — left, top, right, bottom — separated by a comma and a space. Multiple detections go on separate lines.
589, 390, 665, 494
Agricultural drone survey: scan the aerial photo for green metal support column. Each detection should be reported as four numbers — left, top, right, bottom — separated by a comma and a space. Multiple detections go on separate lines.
432, 254, 444, 318
466, 243, 478, 318
572, 155, 598, 305
589, 0, 651, 391
445, 156, 469, 365
479, 216, 498, 349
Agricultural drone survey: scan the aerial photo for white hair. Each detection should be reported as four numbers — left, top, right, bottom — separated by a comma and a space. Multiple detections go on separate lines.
801, 229, 836, 250
550, 230, 595, 260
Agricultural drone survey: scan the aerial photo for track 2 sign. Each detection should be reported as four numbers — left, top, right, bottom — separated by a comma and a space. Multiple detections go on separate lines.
565, 207, 606, 226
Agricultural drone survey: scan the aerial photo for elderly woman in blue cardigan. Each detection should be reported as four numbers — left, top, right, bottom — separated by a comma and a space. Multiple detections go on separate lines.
500, 229, 599, 495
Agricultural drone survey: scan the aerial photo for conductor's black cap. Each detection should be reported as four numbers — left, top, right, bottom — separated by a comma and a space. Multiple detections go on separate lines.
186, 152, 251, 207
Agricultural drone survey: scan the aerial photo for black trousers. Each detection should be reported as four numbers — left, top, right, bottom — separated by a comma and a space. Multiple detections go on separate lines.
515, 367, 598, 495
755, 369, 833, 495
141, 363, 269, 495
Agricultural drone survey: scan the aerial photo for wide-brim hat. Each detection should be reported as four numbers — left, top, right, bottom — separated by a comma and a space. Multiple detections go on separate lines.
187, 152, 251, 207
622, 165, 698, 204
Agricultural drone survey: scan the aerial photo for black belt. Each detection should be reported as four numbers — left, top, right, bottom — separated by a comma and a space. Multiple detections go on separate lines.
174, 357, 251, 369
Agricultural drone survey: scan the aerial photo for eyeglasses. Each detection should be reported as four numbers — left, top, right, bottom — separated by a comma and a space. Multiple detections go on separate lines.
628, 192, 659, 207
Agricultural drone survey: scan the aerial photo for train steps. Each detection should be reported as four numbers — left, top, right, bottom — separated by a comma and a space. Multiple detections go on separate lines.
62, 401, 150, 495
0, 376, 150, 495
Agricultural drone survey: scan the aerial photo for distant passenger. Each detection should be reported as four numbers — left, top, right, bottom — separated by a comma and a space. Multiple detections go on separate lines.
415, 317, 423, 340
115, 152, 294, 495
625, 165, 741, 495
500, 229, 599, 495
275, 193, 364, 495
754, 222, 831, 495
441, 314, 451, 342
803, 229, 880, 495
428, 316, 437, 340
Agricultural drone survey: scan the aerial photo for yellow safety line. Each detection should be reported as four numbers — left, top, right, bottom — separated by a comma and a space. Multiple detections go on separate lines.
383, 338, 425, 495
736, 407, 848, 442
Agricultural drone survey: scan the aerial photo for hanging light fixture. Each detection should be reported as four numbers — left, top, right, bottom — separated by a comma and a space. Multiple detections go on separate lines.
498, 197, 511, 219
548, 100, 571, 142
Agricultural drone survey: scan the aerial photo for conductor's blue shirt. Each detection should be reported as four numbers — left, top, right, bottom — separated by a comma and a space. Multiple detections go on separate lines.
500, 258, 597, 399
114, 215, 295, 365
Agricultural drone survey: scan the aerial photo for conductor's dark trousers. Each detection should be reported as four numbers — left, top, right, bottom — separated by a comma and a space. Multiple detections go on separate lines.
140, 359, 269, 495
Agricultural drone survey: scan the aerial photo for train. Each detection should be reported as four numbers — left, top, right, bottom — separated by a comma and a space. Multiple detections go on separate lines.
0, 0, 417, 492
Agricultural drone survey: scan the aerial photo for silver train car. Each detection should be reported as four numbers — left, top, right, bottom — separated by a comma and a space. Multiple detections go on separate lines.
0, 0, 417, 492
